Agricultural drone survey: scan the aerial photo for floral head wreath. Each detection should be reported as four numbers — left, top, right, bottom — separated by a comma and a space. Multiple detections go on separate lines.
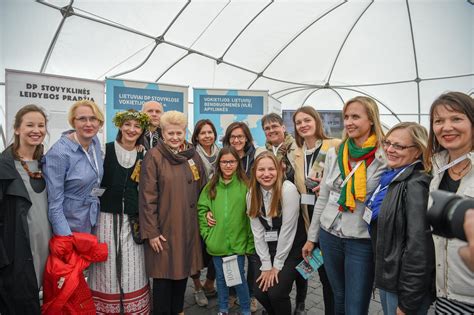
112, 109, 150, 130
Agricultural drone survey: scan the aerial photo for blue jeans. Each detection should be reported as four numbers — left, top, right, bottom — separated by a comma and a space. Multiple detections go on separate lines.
319, 228, 375, 315
379, 289, 432, 315
213, 255, 250, 315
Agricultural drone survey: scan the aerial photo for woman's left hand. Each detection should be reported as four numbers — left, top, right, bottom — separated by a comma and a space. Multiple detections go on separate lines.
256, 268, 279, 292
396, 307, 405, 315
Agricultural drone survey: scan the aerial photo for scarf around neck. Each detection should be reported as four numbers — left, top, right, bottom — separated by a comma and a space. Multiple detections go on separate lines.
337, 134, 378, 212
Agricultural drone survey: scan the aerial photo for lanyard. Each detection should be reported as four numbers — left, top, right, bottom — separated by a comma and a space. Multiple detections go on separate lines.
74, 133, 100, 185
272, 143, 283, 156
367, 160, 420, 208
340, 160, 363, 188
149, 131, 154, 149
437, 153, 470, 174
303, 140, 322, 179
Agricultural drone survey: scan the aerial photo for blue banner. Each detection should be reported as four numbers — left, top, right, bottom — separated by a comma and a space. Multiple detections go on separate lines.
193, 88, 267, 146
106, 79, 187, 142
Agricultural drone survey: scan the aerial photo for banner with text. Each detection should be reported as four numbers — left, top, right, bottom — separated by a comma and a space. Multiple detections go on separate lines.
193, 88, 268, 146
5, 69, 105, 149
106, 78, 188, 141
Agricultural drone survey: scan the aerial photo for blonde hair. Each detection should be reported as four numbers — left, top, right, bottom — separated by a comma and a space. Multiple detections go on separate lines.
342, 96, 385, 147
248, 152, 284, 219
386, 122, 429, 171
68, 100, 104, 127
160, 110, 187, 130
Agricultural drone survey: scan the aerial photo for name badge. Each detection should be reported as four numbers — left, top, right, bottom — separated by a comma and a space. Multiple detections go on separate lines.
90, 187, 106, 197
329, 191, 340, 204
222, 255, 242, 287
301, 193, 315, 205
264, 230, 278, 242
363, 207, 373, 225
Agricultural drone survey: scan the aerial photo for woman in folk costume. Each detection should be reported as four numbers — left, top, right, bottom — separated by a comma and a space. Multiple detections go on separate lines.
139, 110, 207, 315
292, 106, 340, 315
88, 110, 151, 314
302, 96, 387, 315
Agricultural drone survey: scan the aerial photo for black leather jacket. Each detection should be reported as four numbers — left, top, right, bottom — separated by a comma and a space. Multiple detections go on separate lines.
371, 163, 435, 314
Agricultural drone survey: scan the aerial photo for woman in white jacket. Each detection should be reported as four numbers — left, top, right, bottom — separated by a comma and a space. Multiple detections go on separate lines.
425, 91, 474, 314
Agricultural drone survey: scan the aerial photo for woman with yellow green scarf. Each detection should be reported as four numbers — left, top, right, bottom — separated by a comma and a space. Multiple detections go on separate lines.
302, 96, 387, 315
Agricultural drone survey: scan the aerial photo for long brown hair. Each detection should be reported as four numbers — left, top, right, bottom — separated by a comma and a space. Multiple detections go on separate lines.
248, 151, 284, 218
292, 106, 329, 147
11, 104, 48, 160
426, 92, 474, 170
207, 146, 248, 200
222, 122, 254, 150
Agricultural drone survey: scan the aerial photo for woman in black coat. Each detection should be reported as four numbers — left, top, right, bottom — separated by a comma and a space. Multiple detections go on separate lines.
0, 105, 52, 314
369, 122, 435, 315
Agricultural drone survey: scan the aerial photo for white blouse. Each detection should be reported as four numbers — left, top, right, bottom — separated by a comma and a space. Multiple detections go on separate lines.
114, 141, 137, 168
247, 180, 300, 271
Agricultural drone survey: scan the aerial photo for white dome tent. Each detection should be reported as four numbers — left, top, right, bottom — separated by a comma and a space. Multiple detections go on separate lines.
1, 0, 473, 148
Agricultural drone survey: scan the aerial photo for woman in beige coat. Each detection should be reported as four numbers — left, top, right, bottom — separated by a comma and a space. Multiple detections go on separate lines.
139, 110, 207, 315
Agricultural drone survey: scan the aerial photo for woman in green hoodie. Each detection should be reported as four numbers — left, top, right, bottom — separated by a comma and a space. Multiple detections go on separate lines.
198, 146, 255, 315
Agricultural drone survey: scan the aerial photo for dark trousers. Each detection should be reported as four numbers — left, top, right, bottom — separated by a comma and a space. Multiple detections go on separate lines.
253, 254, 300, 315
152, 278, 187, 315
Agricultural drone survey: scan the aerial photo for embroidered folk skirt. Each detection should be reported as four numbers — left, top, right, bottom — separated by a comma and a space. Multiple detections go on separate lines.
89, 212, 150, 314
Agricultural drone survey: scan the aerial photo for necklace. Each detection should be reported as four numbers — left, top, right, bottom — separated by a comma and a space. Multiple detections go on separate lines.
20, 159, 42, 179
449, 160, 471, 176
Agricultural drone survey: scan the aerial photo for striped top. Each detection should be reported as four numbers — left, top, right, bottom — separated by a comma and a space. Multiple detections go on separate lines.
43, 130, 104, 235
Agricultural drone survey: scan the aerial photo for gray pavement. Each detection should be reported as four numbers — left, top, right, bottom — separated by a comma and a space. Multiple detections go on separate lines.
182, 269, 384, 315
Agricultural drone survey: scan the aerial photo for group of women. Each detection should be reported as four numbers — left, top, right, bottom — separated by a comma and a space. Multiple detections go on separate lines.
0, 91, 472, 315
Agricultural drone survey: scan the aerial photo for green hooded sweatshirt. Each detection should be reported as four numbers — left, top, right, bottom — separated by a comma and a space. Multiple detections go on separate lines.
197, 174, 255, 256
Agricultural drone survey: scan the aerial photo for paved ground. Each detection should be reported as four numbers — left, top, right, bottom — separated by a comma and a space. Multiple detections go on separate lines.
182, 269, 436, 315
182, 269, 383, 315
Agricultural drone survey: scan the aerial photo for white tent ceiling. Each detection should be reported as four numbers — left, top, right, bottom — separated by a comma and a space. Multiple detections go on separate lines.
1, 0, 473, 131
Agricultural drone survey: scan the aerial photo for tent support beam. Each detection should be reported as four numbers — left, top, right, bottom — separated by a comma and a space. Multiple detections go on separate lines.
38, 0, 74, 73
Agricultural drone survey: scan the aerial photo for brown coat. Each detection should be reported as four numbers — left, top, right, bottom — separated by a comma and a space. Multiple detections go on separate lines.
139, 140, 206, 279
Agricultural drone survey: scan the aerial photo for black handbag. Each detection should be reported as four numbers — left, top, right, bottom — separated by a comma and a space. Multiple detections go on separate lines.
129, 214, 144, 245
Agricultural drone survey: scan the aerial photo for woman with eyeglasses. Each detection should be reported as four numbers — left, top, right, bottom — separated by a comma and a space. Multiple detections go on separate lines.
139, 111, 207, 314
198, 146, 254, 315
425, 92, 474, 314
43, 100, 105, 236
222, 121, 258, 311
222, 122, 256, 177
370, 122, 435, 315
302, 96, 387, 315
247, 151, 306, 315
0, 105, 52, 314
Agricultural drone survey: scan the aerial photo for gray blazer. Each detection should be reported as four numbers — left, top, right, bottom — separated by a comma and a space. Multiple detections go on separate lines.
307, 146, 387, 242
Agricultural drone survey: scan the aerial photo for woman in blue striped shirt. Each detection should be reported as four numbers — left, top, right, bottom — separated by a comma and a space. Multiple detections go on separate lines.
43, 100, 105, 236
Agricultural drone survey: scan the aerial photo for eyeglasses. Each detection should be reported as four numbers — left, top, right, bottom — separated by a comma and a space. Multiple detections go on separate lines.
382, 140, 417, 151
220, 160, 238, 166
75, 116, 99, 124
230, 135, 245, 142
